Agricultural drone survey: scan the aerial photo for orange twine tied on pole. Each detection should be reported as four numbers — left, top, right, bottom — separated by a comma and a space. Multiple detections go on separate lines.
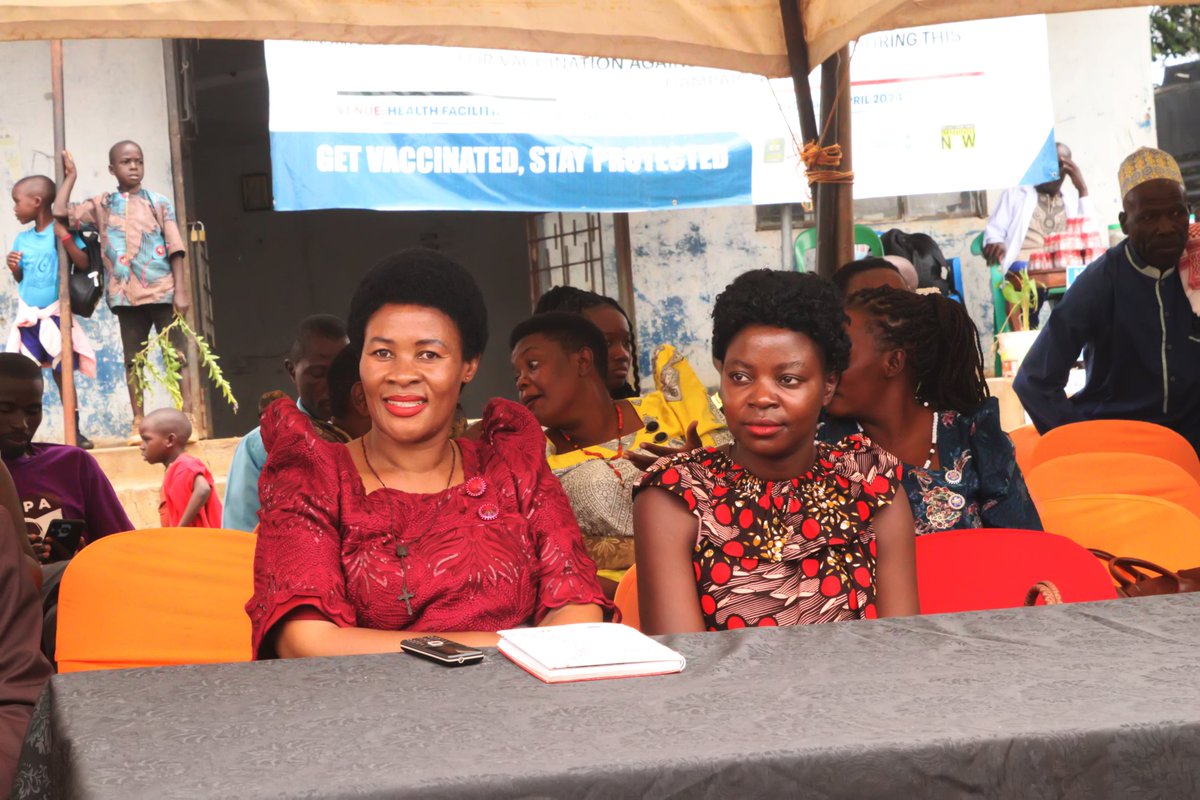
800, 141, 854, 186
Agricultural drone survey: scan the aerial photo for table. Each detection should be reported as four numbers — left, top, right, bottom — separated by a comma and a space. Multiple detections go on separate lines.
15, 595, 1200, 799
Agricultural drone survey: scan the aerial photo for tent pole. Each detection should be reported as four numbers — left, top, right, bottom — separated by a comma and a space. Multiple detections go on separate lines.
163, 39, 208, 438
778, 0, 818, 144
779, 0, 814, 272
814, 46, 853, 279
51, 40, 78, 447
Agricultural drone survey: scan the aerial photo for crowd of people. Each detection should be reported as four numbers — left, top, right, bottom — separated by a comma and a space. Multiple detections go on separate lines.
2, 142, 1199, 794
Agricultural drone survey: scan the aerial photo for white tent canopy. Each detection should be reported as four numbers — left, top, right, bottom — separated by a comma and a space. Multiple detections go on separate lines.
0, 0, 1184, 75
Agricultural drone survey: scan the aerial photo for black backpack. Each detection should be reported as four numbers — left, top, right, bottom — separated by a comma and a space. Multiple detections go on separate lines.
68, 230, 104, 318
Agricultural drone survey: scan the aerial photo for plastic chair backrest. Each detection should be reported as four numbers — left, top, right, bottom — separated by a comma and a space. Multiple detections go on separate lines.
970, 231, 985, 258
614, 564, 640, 631
948, 256, 964, 303
1030, 420, 1200, 485
1008, 423, 1041, 475
56, 528, 256, 672
1037, 493, 1200, 572
1027, 453, 1200, 519
792, 225, 883, 271
915, 528, 1116, 614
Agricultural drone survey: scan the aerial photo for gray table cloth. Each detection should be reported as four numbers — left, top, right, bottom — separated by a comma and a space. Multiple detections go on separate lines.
13, 594, 1200, 799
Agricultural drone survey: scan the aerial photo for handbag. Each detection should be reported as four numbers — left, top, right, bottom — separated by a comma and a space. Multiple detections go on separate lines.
68, 230, 104, 317
1024, 580, 1062, 606
1089, 549, 1200, 598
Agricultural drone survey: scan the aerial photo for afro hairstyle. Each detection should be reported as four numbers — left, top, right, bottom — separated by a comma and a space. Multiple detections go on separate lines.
348, 248, 488, 360
711, 269, 850, 373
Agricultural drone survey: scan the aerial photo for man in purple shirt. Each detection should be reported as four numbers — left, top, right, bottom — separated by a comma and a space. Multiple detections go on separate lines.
0, 354, 132, 553
0, 353, 132, 661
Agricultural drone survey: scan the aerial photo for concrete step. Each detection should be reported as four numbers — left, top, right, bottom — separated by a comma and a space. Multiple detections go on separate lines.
92, 437, 242, 530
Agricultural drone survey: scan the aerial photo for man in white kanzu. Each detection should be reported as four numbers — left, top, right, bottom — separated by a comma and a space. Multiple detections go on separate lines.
983, 142, 1093, 270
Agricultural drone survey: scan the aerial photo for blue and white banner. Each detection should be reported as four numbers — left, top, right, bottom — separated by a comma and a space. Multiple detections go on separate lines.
266, 17, 1056, 213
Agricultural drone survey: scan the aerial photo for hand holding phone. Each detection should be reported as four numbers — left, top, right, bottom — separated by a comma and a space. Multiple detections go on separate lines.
43, 519, 86, 562
400, 636, 485, 667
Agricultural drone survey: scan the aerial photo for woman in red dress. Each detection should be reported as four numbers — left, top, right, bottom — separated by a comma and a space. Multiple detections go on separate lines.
247, 249, 609, 658
633, 270, 919, 633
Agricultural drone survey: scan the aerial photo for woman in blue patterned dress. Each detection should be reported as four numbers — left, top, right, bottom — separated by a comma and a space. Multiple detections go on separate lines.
821, 287, 1042, 535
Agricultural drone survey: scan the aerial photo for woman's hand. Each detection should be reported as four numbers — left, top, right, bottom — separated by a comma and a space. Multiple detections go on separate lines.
624, 422, 702, 471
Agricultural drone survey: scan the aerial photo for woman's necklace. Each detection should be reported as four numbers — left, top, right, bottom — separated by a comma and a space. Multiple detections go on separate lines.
359, 437, 458, 617
558, 403, 627, 485
360, 437, 458, 492
857, 411, 938, 470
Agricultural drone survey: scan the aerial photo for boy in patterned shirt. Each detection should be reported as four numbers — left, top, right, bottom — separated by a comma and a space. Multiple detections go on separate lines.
53, 142, 192, 445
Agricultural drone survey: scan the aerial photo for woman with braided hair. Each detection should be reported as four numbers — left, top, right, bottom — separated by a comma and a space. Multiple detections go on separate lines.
821, 287, 1042, 535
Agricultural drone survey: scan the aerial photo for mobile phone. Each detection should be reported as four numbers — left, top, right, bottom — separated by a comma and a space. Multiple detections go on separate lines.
43, 519, 86, 561
400, 636, 485, 667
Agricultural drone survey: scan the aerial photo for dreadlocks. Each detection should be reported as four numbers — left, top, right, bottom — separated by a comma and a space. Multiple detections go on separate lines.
845, 287, 989, 415
534, 286, 642, 398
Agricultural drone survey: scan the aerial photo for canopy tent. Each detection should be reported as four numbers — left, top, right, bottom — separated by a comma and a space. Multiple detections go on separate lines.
0, 0, 1186, 74
5, 0, 1180, 444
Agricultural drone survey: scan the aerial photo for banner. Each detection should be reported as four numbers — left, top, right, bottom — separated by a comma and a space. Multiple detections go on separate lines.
266, 16, 1057, 212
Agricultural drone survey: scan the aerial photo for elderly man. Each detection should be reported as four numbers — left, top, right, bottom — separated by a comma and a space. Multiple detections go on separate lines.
983, 142, 1092, 269
1014, 147, 1200, 454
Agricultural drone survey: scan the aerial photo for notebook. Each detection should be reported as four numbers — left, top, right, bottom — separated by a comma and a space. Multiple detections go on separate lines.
497, 622, 686, 684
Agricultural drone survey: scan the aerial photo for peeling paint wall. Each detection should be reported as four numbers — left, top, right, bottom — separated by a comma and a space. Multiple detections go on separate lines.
631, 9, 1155, 389
0, 39, 174, 445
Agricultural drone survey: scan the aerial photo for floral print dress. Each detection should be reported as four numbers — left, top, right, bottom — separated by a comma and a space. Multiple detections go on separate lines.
820, 397, 1042, 536
635, 435, 900, 630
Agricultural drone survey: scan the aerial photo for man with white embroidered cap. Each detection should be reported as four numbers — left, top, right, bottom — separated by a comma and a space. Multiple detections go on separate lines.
1014, 147, 1200, 455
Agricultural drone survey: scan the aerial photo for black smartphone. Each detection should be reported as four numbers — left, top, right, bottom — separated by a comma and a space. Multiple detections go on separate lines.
43, 519, 86, 561
400, 636, 485, 667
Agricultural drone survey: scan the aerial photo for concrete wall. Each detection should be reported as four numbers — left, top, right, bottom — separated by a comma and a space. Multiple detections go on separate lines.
0, 39, 174, 444
631, 8, 1157, 388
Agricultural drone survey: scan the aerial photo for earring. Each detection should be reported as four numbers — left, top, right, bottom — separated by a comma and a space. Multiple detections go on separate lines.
915, 382, 931, 408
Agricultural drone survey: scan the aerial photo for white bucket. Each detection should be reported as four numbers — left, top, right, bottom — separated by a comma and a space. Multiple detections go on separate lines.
996, 330, 1040, 378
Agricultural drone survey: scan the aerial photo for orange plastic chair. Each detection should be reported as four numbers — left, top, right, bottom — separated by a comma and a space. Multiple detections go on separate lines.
1029, 420, 1200, 485
614, 564, 640, 631
1038, 493, 1200, 572
1027, 453, 1200, 519
915, 528, 1117, 614
56, 528, 256, 673
1008, 423, 1041, 475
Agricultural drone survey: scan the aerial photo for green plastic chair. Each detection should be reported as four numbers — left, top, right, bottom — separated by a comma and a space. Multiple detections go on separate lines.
971, 231, 1006, 375
793, 225, 884, 272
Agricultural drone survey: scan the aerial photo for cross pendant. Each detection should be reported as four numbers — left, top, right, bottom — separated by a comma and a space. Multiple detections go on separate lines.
398, 586, 415, 615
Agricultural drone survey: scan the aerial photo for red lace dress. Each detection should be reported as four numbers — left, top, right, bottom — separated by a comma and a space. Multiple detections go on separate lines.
635, 436, 901, 629
247, 398, 609, 658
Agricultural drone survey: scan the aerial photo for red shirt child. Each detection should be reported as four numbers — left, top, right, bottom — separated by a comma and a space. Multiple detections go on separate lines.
139, 409, 222, 528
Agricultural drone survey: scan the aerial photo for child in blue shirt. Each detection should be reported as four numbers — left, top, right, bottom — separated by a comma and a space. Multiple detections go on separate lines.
5, 175, 97, 449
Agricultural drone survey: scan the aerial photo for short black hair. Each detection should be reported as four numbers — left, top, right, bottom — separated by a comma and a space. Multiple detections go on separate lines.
288, 314, 348, 362
13, 175, 55, 204
509, 311, 609, 382
535, 285, 640, 397
108, 140, 143, 163
0, 353, 44, 382
831, 257, 902, 296
348, 248, 488, 360
711, 269, 849, 373
846, 287, 988, 414
327, 344, 361, 419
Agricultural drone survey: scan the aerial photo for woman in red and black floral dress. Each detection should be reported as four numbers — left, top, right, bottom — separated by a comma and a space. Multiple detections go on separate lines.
633, 270, 918, 633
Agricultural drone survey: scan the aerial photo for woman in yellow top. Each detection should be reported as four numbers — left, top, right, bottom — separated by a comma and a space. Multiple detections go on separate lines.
510, 311, 727, 597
